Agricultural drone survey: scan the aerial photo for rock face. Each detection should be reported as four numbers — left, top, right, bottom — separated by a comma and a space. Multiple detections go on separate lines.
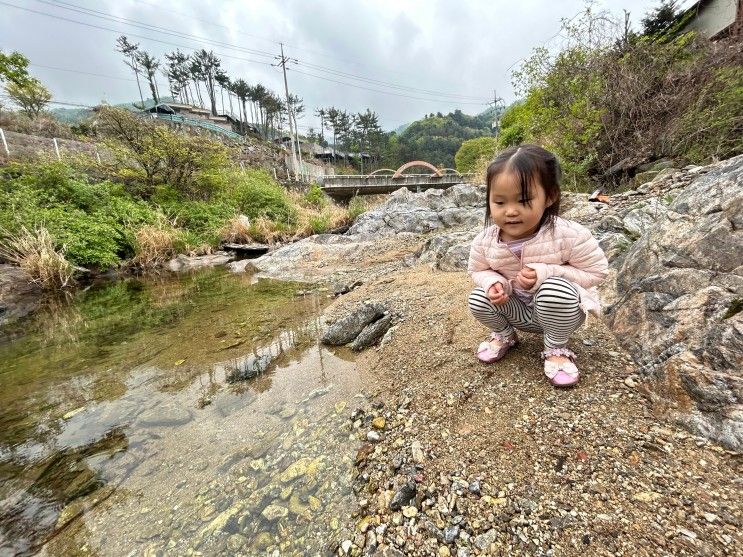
0, 264, 42, 327
246, 184, 485, 281
604, 155, 743, 450
348, 184, 485, 236
165, 252, 234, 272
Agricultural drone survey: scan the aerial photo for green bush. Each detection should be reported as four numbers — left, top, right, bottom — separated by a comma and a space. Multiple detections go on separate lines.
161, 200, 234, 247
455, 137, 498, 173
304, 183, 328, 209
222, 169, 293, 223
347, 196, 366, 221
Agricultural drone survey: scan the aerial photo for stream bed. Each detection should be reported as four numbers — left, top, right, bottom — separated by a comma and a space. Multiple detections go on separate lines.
0, 268, 366, 556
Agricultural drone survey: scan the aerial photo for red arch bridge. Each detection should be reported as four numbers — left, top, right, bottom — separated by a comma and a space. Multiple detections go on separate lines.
318, 161, 474, 200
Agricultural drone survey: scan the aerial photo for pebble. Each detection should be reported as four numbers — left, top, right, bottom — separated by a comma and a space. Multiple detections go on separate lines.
402, 506, 418, 518
372, 417, 386, 430
367, 431, 382, 442
340, 539, 353, 554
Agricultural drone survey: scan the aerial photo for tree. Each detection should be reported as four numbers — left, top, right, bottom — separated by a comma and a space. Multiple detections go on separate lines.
192, 49, 221, 115
164, 50, 191, 103
641, 1, 679, 36
231, 79, 250, 133
137, 51, 160, 105
455, 137, 497, 173
314, 108, 326, 143
5, 79, 52, 118
0, 50, 31, 86
215, 70, 230, 115
115, 36, 145, 108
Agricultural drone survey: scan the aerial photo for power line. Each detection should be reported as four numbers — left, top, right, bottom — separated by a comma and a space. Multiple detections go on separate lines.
0, 1, 275, 67
39, 0, 277, 59
289, 68, 487, 106
296, 61, 489, 101
38, 0, 487, 103
30, 63, 137, 82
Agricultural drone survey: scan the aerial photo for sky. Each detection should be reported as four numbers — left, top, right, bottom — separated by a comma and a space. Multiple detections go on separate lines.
1, 0, 698, 132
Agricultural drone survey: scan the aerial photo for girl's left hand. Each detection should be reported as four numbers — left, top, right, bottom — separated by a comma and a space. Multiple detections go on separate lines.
515, 267, 537, 290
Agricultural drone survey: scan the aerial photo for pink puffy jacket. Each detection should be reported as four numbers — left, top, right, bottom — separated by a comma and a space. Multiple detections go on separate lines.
467, 217, 609, 316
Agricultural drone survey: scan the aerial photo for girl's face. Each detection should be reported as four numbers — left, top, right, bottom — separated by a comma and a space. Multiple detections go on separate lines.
488, 170, 553, 241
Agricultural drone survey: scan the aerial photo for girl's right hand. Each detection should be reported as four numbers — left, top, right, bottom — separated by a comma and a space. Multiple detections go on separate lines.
487, 283, 509, 305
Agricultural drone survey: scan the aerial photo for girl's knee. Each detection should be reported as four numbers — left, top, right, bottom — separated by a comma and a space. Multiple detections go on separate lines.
534, 277, 580, 305
468, 287, 489, 306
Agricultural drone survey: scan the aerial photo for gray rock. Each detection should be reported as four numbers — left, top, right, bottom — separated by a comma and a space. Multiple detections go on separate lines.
389, 480, 416, 511
226, 354, 272, 382
321, 302, 387, 346
0, 264, 42, 326
416, 231, 478, 271
165, 252, 234, 272
351, 314, 393, 351
474, 529, 498, 551
605, 154, 743, 451
139, 403, 193, 427
622, 198, 668, 239
444, 525, 460, 544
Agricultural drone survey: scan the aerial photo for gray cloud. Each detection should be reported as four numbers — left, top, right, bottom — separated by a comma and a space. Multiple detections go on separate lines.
1, 0, 687, 130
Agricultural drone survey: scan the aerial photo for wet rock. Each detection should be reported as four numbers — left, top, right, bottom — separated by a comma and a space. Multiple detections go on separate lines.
226, 353, 272, 383
389, 480, 417, 511
351, 314, 393, 351
279, 457, 313, 483
0, 264, 42, 326
165, 252, 233, 272
321, 302, 387, 346
139, 403, 192, 427
261, 503, 289, 522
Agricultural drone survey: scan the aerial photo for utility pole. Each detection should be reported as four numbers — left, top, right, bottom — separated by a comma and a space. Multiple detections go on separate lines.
489, 89, 505, 140
274, 43, 299, 181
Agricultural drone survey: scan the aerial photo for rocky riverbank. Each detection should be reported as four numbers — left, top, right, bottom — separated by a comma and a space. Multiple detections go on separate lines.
243, 156, 742, 556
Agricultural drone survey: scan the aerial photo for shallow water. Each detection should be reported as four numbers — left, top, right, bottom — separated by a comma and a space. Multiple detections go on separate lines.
0, 269, 365, 556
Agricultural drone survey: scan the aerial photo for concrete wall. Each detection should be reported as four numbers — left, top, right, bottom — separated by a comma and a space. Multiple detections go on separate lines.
684, 0, 738, 38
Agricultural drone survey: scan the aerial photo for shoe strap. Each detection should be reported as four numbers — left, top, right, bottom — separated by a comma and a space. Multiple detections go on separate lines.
490, 331, 517, 345
540, 347, 576, 361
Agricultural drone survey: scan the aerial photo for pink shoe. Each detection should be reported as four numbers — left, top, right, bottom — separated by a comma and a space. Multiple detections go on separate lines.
542, 348, 579, 387
476, 331, 519, 363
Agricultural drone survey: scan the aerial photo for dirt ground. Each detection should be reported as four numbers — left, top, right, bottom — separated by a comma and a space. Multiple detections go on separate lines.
322, 263, 742, 557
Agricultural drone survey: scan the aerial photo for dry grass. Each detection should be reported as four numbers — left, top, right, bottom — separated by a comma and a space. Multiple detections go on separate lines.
0, 225, 75, 289
218, 215, 252, 244
131, 224, 179, 268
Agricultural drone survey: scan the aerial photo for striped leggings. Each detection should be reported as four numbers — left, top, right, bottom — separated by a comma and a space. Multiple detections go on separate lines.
468, 277, 585, 349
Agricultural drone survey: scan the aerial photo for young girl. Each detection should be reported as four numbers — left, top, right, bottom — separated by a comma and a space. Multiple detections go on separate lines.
467, 144, 608, 387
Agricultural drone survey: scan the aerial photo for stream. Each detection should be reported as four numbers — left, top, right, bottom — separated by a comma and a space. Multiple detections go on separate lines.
0, 268, 366, 556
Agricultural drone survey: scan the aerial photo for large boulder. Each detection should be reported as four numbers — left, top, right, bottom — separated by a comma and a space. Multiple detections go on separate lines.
604, 154, 743, 450
347, 184, 485, 236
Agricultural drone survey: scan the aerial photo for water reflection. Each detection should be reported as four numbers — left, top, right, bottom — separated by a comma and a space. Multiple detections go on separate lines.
0, 269, 363, 556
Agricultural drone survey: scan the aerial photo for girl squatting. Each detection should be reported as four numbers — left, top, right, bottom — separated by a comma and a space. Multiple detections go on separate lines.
467, 144, 609, 387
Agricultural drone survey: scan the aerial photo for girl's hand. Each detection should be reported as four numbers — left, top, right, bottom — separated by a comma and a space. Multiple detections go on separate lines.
516, 267, 537, 290
487, 283, 509, 305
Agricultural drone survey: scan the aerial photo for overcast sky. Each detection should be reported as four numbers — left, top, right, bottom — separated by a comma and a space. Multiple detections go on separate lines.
1, 0, 696, 131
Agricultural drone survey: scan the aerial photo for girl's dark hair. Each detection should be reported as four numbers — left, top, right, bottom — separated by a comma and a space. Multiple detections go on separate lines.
484, 143, 561, 229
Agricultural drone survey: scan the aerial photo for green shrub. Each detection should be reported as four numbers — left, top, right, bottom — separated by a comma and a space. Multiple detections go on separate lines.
455, 137, 498, 173
308, 215, 330, 234
304, 183, 328, 209
222, 169, 293, 223
161, 200, 234, 247
348, 196, 366, 221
